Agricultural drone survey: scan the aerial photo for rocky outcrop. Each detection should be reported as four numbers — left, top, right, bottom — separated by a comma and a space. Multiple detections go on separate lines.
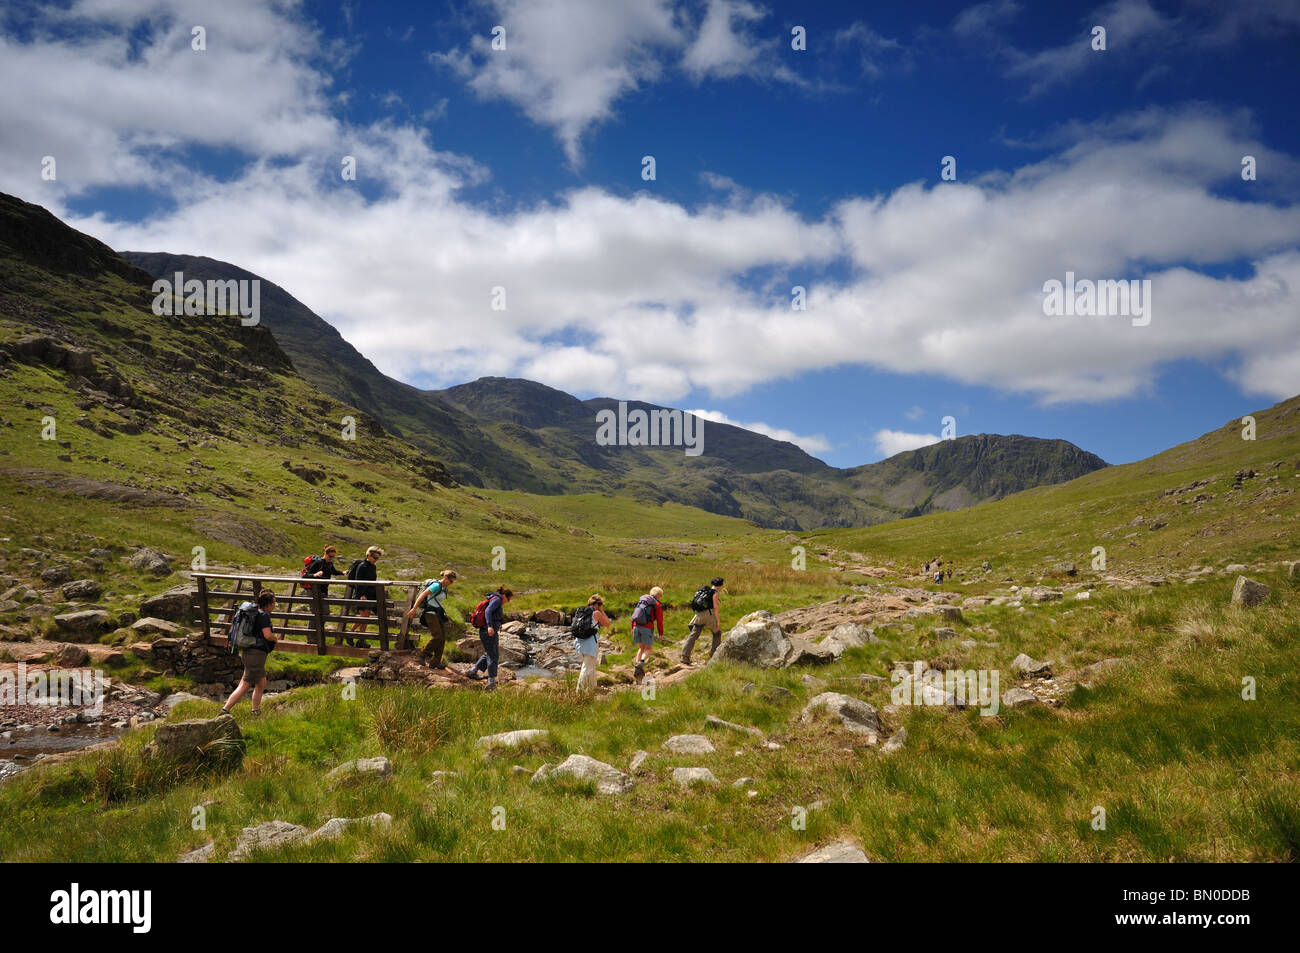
800, 693, 882, 736
531, 754, 633, 795
1231, 576, 1270, 608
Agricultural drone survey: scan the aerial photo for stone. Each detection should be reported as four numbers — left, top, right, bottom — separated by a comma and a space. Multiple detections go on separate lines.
305, 812, 393, 844
893, 673, 958, 708
1075, 591, 1091, 600
1289, 562, 1299, 580
1001, 688, 1039, 709
932, 627, 958, 641
1029, 587, 1063, 603
707, 613, 795, 669
532, 608, 563, 625
160, 691, 205, 710
228, 820, 309, 861
704, 714, 764, 738
733, 777, 756, 787
1230, 576, 1271, 608
786, 636, 838, 666
61, 579, 102, 601
327, 756, 393, 784
663, 734, 716, 754
139, 585, 196, 621
800, 693, 882, 736
51, 643, 89, 667
146, 716, 243, 763
935, 605, 964, 622
1011, 654, 1052, 678
881, 726, 907, 753
819, 623, 878, 658
797, 840, 870, 863
476, 729, 549, 749
672, 766, 719, 787
177, 842, 215, 863
1057, 563, 1078, 577
800, 674, 827, 689
501, 620, 527, 635
132, 617, 180, 636
1224, 563, 1247, 573
130, 547, 173, 575
532, 754, 634, 795
54, 609, 111, 635
629, 750, 650, 773
40, 565, 72, 585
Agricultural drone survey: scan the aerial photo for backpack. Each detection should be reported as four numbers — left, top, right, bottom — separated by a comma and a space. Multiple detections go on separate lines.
346, 558, 366, 580
470, 593, 500, 629
690, 585, 714, 613
418, 580, 442, 624
229, 601, 261, 654
300, 555, 316, 577
571, 605, 598, 640
631, 594, 657, 627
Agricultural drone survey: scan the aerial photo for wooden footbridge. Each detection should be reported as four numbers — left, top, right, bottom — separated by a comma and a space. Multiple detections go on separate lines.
192, 572, 428, 658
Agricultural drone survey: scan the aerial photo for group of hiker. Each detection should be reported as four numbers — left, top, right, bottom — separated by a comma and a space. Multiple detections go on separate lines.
923, 557, 954, 584
219, 545, 728, 711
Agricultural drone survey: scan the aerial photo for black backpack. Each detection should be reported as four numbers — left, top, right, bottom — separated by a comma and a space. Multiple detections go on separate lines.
571, 605, 598, 640
690, 585, 714, 612
346, 558, 365, 580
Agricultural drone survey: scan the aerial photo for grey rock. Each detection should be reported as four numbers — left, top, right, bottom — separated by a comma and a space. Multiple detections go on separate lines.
629, 750, 650, 773
476, 729, 549, 749
663, 734, 716, 755
228, 820, 309, 861
61, 579, 102, 601
130, 547, 173, 575
797, 840, 870, 863
704, 714, 764, 738
177, 842, 215, 863
1231, 576, 1271, 608
305, 812, 393, 843
327, 756, 393, 784
146, 717, 243, 763
1001, 688, 1039, 709
532, 754, 634, 795
881, 726, 907, 753
54, 609, 111, 634
800, 692, 882, 736
672, 766, 719, 787
1011, 653, 1052, 678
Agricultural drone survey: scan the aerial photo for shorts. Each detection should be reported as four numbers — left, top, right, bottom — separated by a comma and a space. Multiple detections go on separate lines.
632, 625, 654, 646
241, 649, 268, 683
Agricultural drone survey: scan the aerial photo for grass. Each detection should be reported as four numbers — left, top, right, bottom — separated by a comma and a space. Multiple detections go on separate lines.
2, 568, 1296, 862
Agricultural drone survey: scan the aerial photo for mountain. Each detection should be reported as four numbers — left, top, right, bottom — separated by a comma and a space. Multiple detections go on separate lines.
116, 236, 1108, 530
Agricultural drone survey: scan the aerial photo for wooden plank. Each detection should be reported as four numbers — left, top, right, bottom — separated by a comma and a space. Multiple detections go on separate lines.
194, 572, 423, 587
376, 586, 389, 652
398, 587, 416, 651
196, 575, 211, 641
207, 635, 377, 659
311, 582, 327, 655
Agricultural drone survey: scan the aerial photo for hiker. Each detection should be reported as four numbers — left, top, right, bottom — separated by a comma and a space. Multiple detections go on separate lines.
466, 586, 513, 690
572, 594, 612, 694
302, 544, 345, 585
339, 545, 383, 648
630, 586, 664, 683
220, 589, 279, 717
946, 568, 953, 581
933, 569, 944, 585
406, 569, 457, 669
680, 577, 724, 665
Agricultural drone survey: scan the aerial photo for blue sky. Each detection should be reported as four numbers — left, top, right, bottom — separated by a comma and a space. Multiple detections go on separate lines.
3, 0, 1299, 468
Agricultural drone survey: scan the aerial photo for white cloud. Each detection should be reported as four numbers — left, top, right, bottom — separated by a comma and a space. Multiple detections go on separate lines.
874, 429, 941, 458
903, 405, 926, 421
0, 5, 1297, 414
689, 409, 832, 455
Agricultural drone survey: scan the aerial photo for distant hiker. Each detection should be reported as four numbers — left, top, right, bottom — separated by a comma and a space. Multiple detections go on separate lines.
466, 586, 512, 690
933, 569, 944, 585
946, 568, 953, 581
680, 578, 724, 665
220, 589, 279, 717
630, 586, 664, 683
406, 569, 458, 669
339, 545, 383, 648
924, 561, 930, 573
571, 594, 612, 695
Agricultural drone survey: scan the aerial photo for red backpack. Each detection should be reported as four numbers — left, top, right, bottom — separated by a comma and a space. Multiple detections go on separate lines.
470, 594, 499, 629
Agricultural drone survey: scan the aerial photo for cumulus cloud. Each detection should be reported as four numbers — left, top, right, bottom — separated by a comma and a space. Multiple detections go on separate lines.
688, 409, 831, 455
874, 429, 941, 458
0, 4, 1297, 415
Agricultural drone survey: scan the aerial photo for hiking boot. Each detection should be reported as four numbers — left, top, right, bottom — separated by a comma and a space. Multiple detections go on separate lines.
633, 661, 645, 683
464, 668, 482, 681
485, 678, 497, 692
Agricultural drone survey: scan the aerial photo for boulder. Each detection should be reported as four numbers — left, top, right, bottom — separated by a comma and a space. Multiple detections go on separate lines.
54, 609, 111, 636
228, 821, 309, 861
935, 605, 964, 622
305, 813, 393, 844
61, 579, 102, 601
881, 726, 907, 754
704, 714, 764, 738
1011, 654, 1052, 678
1057, 562, 1078, 577
893, 672, 959, 708
663, 734, 716, 755
160, 691, 205, 710
456, 635, 483, 657
629, 750, 650, 773
1230, 576, 1271, 608
327, 757, 393, 784
800, 693, 882, 736
672, 766, 719, 787
532, 609, 563, 626
797, 840, 870, 863
51, 643, 89, 667
532, 754, 634, 795
707, 613, 794, 669
786, 636, 837, 666
146, 716, 243, 764
476, 729, 549, 749
40, 565, 72, 585
1029, 587, 1063, 603
932, 627, 958, 641
132, 617, 180, 636
130, 547, 173, 575
177, 842, 215, 863
501, 620, 527, 635
139, 585, 196, 621
819, 623, 877, 658
1001, 688, 1039, 709
1224, 563, 1247, 573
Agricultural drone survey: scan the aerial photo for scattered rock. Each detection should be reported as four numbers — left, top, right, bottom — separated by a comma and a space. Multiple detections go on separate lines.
139, 585, 196, 621
704, 714, 764, 738
61, 579, 102, 601
935, 605, 964, 622
800, 693, 881, 736
132, 617, 180, 636
145, 716, 243, 764
305, 812, 393, 844
797, 840, 870, 863
707, 611, 795, 669
177, 842, 215, 863
532, 754, 634, 795
1230, 576, 1271, 608
476, 729, 549, 749
51, 643, 90, 667
130, 547, 173, 575
326, 757, 393, 784
1001, 688, 1039, 709
1011, 654, 1052, 678
672, 766, 719, 787
228, 821, 309, 861
663, 734, 716, 755
1028, 587, 1063, 603
54, 609, 111, 635
881, 726, 907, 753
160, 691, 205, 710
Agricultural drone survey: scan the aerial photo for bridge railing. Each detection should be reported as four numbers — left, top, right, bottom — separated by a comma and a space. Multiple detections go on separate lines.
192, 572, 427, 658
